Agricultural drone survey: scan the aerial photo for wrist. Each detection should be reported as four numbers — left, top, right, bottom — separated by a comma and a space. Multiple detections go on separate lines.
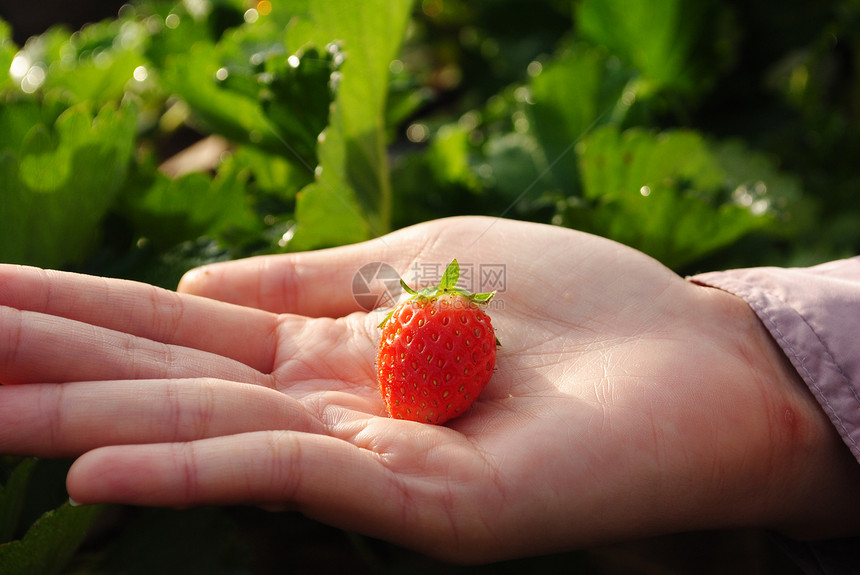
700, 286, 860, 540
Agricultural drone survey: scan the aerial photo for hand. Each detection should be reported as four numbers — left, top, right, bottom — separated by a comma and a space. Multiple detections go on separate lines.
1, 216, 857, 562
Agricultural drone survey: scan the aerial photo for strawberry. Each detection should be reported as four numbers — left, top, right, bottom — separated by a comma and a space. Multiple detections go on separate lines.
376, 259, 498, 424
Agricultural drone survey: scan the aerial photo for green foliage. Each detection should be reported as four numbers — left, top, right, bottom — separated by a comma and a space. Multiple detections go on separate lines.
96, 507, 253, 575
0, 458, 36, 543
286, 0, 415, 243
576, 0, 735, 96
3, 0, 847, 276
0, 499, 104, 575
120, 162, 259, 250
1, 0, 859, 571
526, 45, 626, 192
160, 32, 335, 166
0, 21, 16, 93
565, 126, 799, 268
0, 100, 137, 268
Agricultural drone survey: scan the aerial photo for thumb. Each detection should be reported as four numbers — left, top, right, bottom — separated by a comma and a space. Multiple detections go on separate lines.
177, 243, 404, 318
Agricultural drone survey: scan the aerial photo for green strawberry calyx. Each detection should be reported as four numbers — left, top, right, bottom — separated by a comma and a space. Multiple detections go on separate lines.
378, 258, 496, 329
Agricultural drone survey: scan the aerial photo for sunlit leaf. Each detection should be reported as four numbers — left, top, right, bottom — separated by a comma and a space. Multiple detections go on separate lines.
225, 144, 311, 200
42, 18, 147, 104
567, 126, 789, 268
162, 41, 281, 149
439, 259, 460, 291
49, 49, 144, 103
0, 101, 137, 268
288, 181, 371, 251
0, 19, 17, 93
426, 125, 480, 192
162, 30, 336, 170
286, 0, 415, 232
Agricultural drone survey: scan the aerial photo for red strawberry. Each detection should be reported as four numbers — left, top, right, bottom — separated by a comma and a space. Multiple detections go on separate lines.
376, 259, 498, 424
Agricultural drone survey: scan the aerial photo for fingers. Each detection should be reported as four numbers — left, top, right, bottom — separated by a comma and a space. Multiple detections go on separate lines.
66, 431, 396, 522
0, 379, 322, 457
0, 306, 271, 385
64, 425, 504, 561
174, 215, 549, 317
0, 265, 279, 373
64, 427, 502, 561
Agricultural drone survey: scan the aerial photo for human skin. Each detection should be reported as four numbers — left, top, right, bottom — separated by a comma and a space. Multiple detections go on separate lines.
0, 216, 858, 563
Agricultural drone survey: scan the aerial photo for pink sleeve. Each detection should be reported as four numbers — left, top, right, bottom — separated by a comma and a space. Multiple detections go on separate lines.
690, 257, 860, 466
691, 258, 860, 573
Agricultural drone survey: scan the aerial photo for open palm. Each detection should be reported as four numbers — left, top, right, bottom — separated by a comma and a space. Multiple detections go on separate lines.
0, 216, 836, 561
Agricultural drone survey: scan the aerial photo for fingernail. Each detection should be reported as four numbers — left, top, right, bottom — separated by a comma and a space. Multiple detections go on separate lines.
68, 497, 83, 507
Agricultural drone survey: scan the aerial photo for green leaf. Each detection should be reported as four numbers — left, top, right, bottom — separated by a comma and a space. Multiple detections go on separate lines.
439, 259, 460, 291
470, 291, 496, 304
710, 140, 802, 209
120, 163, 259, 250
42, 18, 147, 104
578, 127, 724, 205
0, 99, 56, 152
576, 0, 731, 95
527, 45, 631, 191
0, 503, 104, 575
287, 181, 372, 251
162, 41, 281, 149
0, 19, 146, 105
227, 145, 311, 199
481, 131, 544, 202
425, 125, 482, 192
0, 458, 36, 544
286, 0, 415, 233
162, 13, 338, 170
0, 101, 137, 268
261, 47, 336, 169
143, 2, 229, 69
48, 48, 144, 104
0, 19, 17, 93
567, 126, 786, 268
286, 95, 375, 250
18, 124, 65, 190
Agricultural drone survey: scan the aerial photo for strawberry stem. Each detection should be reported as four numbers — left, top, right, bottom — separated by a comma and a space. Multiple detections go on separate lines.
377, 258, 497, 329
